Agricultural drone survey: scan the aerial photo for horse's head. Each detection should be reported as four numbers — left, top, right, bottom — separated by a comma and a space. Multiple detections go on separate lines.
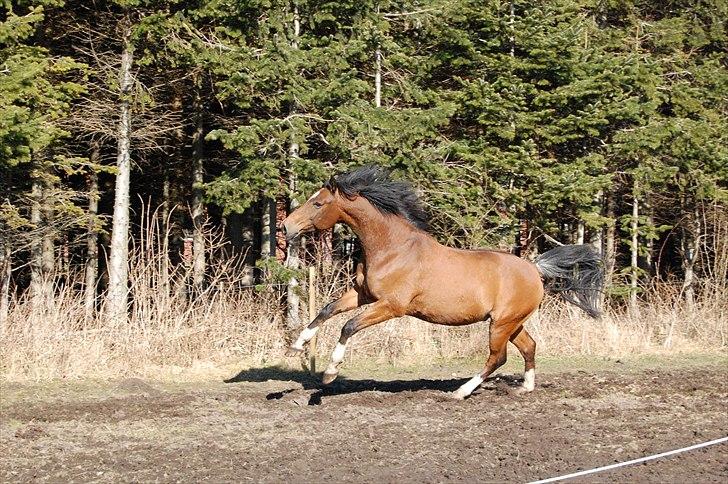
282, 177, 341, 241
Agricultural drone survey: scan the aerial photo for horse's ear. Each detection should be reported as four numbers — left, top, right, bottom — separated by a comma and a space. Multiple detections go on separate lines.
325, 175, 337, 193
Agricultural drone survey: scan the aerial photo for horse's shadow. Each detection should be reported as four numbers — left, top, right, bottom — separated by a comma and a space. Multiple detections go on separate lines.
224, 365, 523, 405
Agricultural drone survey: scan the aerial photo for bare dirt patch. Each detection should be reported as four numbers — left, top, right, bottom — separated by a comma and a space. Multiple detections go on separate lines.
1, 358, 726, 483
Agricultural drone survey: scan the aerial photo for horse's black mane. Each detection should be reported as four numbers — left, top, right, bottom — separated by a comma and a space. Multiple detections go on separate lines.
326, 166, 430, 232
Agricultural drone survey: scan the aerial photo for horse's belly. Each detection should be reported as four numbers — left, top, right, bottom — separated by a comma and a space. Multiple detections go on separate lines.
408, 292, 488, 326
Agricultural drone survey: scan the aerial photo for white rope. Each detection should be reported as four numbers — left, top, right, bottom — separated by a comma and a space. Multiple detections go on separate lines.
529, 436, 728, 484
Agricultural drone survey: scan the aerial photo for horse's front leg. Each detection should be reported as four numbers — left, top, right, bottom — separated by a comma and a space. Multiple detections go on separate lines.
285, 287, 363, 357
322, 300, 396, 384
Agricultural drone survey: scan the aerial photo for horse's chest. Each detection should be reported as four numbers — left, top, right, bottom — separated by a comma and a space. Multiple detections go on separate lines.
360, 271, 384, 299
362, 266, 417, 305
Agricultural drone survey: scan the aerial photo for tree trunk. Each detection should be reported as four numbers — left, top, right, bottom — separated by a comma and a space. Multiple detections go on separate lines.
241, 215, 256, 286
163, 91, 185, 297
106, 32, 134, 324
60, 235, 70, 286
292, 3, 300, 49
604, 189, 617, 289
590, 191, 603, 255
374, 45, 382, 108
191, 88, 206, 290
509, 1, 515, 58
275, 198, 289, 262
681, 200, 700, 310
629, 183, 639, 313
30, 174, 54, 310
515, 219, 530, 257
576, 220, 585, 245
260, 199, 276, 259
29, 178, 43, 308
286, 143, 301, 330
0, 239, 10, 333
645, 196, 654, 275
84, 141, 101, 320
41, 182, 55, 291
284, 2, 302, 329
318, 230, 333, 265
160, 172, 171, 296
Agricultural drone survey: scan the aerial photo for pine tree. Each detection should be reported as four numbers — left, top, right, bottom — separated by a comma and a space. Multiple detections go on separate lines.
606, 0, 727, 304
1, 1, 85, 313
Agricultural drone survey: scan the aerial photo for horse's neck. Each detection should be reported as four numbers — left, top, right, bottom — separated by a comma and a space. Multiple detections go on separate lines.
339, 200, 418, 263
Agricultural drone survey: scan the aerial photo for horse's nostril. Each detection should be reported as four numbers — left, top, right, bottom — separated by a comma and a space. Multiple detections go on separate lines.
282, 221, 299, 240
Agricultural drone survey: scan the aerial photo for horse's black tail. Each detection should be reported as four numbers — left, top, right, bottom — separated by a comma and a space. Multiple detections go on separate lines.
535, 244, 605, 319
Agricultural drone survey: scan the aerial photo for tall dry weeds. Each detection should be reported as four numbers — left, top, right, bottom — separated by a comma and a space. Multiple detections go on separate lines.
1, 208, 726, 380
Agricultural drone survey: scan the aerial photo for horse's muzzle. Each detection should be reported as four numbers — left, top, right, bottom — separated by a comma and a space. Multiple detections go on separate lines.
281, 220, 299, 242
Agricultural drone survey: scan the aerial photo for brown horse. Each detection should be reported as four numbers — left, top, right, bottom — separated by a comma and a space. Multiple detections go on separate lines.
282, 166, 603, 399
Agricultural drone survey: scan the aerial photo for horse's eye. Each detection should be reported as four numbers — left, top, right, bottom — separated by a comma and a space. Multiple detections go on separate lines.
313, 201, 323, 208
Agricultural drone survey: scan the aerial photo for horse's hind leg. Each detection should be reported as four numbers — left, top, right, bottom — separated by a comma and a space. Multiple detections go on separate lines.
286, 287, 362, 356
509, 327, 536, 392
452, 319, 518, 400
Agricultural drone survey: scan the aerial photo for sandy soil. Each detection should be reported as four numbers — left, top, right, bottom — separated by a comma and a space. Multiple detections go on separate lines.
1, 357, 727, 483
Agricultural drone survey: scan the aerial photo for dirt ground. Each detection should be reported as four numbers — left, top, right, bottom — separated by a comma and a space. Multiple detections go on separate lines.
1, 356, 727, 483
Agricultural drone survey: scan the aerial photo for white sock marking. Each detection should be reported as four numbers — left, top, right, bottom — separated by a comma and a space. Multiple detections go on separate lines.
325, 342, 347, 375
331, 342, 346, 364
453, 374, 484, 398
523, 368, 535, 392
292, 326, 318, 350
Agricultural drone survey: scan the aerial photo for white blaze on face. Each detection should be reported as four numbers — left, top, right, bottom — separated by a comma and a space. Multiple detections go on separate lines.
307, 189, 322, 202
453, 374, 484, 399
292, 326, 319, 350
523, 368, 535, 392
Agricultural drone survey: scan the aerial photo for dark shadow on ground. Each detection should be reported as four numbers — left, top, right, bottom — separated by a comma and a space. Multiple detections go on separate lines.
304, 377, 468, 405
225, 365, 525, 405
224, 365, 321, 386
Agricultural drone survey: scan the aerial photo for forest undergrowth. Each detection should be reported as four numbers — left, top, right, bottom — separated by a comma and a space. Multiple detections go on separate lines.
2, 252, 725, 381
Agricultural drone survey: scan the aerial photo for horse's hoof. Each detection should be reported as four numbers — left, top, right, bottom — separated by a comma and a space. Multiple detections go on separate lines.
450, 391, 467, 401
285, 346, 304, 357
321, 371, 338, 385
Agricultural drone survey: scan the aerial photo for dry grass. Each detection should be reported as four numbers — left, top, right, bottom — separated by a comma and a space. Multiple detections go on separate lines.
1, 210, 726, 381
2, 274, 725, 381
